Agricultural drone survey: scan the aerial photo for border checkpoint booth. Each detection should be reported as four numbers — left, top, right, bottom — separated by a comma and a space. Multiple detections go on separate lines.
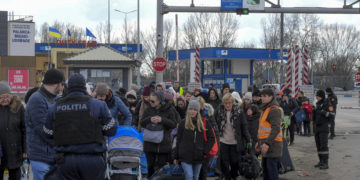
168, 47, 286, 93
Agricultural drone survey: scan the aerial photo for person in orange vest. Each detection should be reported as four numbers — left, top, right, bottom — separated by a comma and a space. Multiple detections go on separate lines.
255, 88, 283, 180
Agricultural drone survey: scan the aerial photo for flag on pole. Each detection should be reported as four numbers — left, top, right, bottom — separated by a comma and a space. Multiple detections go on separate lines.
86, 28, 96, 39
49, 27, 61, 38
67, 29, 73, 39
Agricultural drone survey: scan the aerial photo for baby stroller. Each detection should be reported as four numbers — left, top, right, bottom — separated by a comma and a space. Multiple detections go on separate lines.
107, 126, 143, 180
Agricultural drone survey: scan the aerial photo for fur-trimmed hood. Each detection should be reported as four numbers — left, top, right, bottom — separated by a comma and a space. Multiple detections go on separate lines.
9, 95, 23, 113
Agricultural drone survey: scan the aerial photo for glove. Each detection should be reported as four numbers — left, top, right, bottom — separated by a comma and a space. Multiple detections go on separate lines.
247, 142, 252, 148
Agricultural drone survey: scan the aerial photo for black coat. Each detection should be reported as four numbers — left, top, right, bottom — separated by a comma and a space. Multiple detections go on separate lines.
0, 95, 26, 169
175, 118, 215, 164
280, 97, 299, 116
215, 104, 251, 152
141, 102, 177, 154
313, 99, 332, 128
246, 106, 260, 145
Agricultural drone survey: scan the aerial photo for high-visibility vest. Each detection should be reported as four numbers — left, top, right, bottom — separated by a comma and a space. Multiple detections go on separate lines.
258, 105, 283, 142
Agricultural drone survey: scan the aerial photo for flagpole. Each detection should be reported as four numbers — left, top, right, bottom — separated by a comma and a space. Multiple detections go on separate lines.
47, 26, 51, 69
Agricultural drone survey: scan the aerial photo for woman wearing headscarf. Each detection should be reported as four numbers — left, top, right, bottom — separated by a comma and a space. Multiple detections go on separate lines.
141, 91, 177, 178
0, 82, 26, 180
215, 93, 251, 180
133, 86, 152, 131
207, 88, 221, 111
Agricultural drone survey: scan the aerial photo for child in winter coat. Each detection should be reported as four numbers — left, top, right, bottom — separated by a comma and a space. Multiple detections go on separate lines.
174, 98, 215, 180
301, 98, 313, 136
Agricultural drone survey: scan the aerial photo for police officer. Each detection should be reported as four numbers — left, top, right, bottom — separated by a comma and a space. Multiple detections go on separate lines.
313, 90, 335, 170
43, 74, 118, 180
325, 88, 338, 139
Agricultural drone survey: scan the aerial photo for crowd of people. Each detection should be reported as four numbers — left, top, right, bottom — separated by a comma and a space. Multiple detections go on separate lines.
0, 68, 338, 180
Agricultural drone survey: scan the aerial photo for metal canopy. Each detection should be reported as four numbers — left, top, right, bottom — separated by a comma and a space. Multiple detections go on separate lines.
168, 48, 287, 61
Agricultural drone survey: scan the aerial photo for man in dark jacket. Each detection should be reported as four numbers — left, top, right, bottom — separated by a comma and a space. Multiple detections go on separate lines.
313, 90, 334, 170
325, 88, 338, 139
255, 88, 283, 180
25, 68, 64, 180
95, 83, 132, 126
43, 74, 118, 179
207, 88, 222, 111
252, 89, 262, 109
0, 82, 26, 180
279, 90, 299, 145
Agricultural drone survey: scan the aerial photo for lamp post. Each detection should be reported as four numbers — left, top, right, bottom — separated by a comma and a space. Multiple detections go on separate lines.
114, 9, 136, 54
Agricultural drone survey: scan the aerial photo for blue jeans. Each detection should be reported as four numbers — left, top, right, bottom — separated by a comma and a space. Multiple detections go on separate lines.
30, 160, 53, 180
262, 157, 279, 180
181, 162, 202, 180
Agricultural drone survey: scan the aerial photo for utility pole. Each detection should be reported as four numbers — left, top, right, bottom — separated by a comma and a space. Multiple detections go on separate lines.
156, 0, 164, 83
108, 0, 110, 44
280, 12, 284, 84
114, 9, 136, 54
136, 0, 141, 86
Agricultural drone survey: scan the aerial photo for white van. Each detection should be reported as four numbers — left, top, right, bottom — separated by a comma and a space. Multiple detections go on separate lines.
261, 84, 281, 91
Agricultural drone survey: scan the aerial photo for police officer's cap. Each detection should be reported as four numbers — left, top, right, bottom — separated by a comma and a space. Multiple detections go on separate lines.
316, 90, 326, 99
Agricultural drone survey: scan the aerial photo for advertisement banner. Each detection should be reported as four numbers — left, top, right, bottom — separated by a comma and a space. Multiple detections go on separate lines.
8, 69, 29, 93
8, 22, 35, 56
243, 0, 265, 10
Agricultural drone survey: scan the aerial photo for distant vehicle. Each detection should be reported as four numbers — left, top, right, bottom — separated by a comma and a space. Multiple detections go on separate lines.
354, 82, 360, 89
261, 84, 281, 91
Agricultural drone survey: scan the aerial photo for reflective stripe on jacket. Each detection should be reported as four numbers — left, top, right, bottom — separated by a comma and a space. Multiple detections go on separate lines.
258, 105, 283, 142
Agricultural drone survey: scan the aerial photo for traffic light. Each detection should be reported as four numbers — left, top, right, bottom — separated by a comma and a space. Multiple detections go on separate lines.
236, 8, 249, 15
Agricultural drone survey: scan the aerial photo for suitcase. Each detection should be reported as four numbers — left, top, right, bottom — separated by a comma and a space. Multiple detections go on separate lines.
278, 138, 294, 174
239, 148, 262, 180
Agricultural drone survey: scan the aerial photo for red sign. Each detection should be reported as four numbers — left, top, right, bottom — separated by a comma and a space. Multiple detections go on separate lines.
152, 57, 167, 72
355, 72, 360, 82
56, 39, 97, 47
8, 69, 29, 93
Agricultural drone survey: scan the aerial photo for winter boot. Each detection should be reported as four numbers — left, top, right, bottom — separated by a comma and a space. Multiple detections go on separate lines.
314, 154, 321, 168
320, 155, 329, 170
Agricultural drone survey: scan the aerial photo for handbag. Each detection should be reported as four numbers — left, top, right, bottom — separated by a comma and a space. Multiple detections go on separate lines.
143, 123, 164, 143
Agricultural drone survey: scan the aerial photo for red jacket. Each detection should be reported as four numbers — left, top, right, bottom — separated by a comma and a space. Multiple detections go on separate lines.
301, 103, 313, 119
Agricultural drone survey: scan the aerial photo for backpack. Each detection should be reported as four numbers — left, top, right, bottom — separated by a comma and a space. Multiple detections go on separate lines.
202, 117, 218, 157
239, 148, 262, 179
295, 109, 306, 123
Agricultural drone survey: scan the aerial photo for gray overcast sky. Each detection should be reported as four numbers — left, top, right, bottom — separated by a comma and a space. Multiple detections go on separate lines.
1, 0, 359, 45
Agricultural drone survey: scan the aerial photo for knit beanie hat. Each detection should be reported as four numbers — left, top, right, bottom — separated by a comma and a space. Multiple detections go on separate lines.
325, 87, 332, 93
42, 69, 65, 85
164, 89, 174, 101
95, 83, 109, 96
316, 90, 326, 99
153, 91, 165, 103
0, 81, 11, 95
126, 90, 137, 100
244, 92, 252, 100
188, 97, 200, 111
142, 86, 152, 96
68, 74, 86, 90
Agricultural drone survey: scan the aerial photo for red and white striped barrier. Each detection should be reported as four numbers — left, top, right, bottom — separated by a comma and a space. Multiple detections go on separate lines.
341, 106, 360, 109
302, 45, 310, 85
282, 48, 293, 92
194, 47, 200, 83
294, 45, 301, 95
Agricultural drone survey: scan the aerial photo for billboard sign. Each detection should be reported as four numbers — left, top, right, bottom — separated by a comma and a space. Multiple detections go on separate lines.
8, 69, 29, 93
8, 22, 35, 56
243, 0, 265, 10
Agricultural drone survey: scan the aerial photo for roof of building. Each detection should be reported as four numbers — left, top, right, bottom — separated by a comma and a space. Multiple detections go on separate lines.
64, 45, 134, 62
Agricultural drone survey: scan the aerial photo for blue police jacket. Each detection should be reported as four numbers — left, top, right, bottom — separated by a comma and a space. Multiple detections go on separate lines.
44, 91, 118, 154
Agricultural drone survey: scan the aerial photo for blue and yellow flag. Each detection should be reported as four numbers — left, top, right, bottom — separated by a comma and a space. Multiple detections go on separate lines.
67, 29, 73, 39
49, 27, 61, 38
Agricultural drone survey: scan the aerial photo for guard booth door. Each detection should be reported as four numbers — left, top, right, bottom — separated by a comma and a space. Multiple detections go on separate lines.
235, 79, 242, 93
